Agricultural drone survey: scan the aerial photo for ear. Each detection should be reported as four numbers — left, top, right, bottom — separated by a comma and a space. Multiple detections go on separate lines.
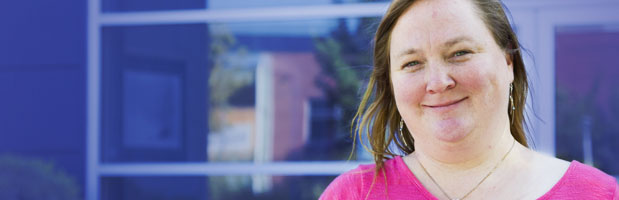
504, 50, 514, 83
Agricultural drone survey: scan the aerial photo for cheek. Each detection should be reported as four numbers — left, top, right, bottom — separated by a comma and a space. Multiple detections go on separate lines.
456, 67, 486, 92
391, 73, 425, 114
459, 56, 497, 87
456, 58, 505, 107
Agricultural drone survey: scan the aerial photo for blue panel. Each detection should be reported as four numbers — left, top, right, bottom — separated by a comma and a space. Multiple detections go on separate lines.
0, 1, 85, 66
0, 0, 86, 196
0, 68, 86, 195
0, 68, 84, 148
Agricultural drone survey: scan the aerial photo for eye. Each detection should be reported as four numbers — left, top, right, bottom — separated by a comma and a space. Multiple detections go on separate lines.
403, 60, 421, 68
453, 50, 472, 57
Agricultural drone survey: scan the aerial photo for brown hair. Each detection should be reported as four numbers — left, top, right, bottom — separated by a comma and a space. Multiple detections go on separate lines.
351, 0, 529, 172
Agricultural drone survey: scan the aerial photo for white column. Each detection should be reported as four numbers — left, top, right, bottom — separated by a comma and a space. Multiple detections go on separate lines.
253, 53, 275, 193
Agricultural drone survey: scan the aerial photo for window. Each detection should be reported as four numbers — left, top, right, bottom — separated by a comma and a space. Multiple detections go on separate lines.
89, 1, 384, 199
101, 24, 208, 163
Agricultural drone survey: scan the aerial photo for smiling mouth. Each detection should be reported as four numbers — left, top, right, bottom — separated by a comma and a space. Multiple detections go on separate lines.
424, 97, 468, 108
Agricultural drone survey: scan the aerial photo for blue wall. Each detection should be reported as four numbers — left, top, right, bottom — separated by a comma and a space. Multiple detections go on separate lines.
0, 0, 86, 196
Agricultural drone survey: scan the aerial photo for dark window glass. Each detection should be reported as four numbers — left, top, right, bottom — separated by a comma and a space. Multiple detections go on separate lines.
100, 175, 336, 200
102, 0, 205, 12
555, 25, 619, 175
101, 176, 207, 200
101, 24, 208, 163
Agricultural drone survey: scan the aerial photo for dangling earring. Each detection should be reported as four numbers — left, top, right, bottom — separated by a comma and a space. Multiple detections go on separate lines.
509, 83, 515, 125
400, 119, 409, 147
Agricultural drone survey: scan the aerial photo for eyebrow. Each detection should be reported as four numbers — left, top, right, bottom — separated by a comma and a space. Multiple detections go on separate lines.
395, 36, 475, 58
444, 36, 474, 48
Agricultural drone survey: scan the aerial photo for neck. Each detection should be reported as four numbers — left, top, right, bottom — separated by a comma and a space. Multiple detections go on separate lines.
413, 120, 516, 172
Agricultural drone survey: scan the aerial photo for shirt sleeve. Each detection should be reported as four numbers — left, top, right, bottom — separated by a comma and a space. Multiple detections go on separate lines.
319, 169, 364, 200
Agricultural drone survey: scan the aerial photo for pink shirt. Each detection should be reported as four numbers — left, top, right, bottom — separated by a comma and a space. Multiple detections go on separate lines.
320, 156, 619, 200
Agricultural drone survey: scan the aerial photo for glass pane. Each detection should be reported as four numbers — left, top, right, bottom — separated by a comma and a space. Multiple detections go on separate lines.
207, 0, 389, 10
100, 19, 378, 163
101, 24, 208, 163
555, 25, 619, 175
101, 175, 335, 200
207, 18, 378, 162
210, 175, 336, 199
101, 176, 207, 200
102, 0, 205, 12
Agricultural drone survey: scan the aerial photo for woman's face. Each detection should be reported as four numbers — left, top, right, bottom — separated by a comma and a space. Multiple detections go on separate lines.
390, 0, 513, 144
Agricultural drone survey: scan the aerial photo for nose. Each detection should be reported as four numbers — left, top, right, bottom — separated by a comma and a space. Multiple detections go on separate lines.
425, 64, 455, 94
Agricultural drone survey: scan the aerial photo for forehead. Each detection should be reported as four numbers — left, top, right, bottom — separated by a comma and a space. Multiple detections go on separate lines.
390, 0, 490, 52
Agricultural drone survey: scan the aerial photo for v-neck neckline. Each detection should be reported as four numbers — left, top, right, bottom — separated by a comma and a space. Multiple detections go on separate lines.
394, 156, 576, 200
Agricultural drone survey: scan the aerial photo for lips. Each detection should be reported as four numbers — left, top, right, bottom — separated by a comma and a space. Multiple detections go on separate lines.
424, 97, 468, 108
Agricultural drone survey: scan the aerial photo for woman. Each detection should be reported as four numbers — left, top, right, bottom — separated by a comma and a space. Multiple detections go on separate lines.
321, 0, 619, 199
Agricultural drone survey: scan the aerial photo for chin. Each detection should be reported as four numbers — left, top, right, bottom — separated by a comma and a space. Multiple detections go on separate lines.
432, 118, 471, 143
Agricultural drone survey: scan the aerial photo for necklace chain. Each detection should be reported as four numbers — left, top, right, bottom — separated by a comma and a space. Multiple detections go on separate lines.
417, 140, 516, 200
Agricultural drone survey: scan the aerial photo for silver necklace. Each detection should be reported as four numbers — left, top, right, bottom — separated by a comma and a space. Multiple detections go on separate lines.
417, 140, 516, 200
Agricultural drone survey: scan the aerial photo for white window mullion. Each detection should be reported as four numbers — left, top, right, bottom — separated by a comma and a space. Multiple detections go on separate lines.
87, 0, 101, 199
97, 162, 368, 176
99, 3, 390, 25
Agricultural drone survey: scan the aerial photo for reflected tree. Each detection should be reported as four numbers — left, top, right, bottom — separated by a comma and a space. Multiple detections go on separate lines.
208, 28, 253, 132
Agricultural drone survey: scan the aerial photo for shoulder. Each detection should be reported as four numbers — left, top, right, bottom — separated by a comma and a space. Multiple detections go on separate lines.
319, 158, 406, 200
319, 162, 377, 200
541, 160, 618, 199
564, 161, 617, 188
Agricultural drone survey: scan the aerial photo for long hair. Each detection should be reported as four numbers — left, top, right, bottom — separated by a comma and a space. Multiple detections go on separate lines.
352, 0, 529, 172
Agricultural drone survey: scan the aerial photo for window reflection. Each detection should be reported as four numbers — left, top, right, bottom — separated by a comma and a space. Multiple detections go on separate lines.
207, 18, 378, 162
101, 19, 377, 163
